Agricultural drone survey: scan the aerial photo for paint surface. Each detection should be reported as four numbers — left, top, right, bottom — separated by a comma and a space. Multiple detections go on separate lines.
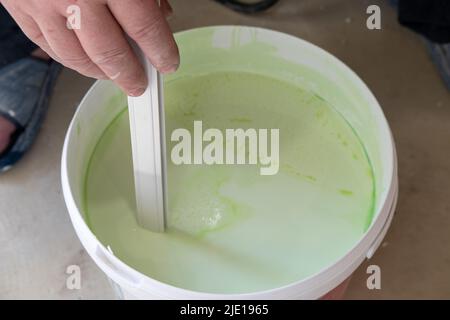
84, 71, 375, 294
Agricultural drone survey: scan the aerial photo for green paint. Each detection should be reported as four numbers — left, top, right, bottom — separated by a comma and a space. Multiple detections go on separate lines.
339, 189, 354, 196
83, 71, 375, 294
170, 26, 385, 202
282, 164, 317, 183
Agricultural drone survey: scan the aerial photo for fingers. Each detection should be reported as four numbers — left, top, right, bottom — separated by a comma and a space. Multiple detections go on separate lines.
72, 2, 147, 96
3, 0, 179, 96
107, 0, 180, 74
3, 0, 106, 79
35, 13, 107, 79
17, 18, 60, 63
1, 2, 60, 62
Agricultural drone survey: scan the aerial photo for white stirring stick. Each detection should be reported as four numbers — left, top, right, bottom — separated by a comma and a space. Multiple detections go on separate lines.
127, 41, 167, 233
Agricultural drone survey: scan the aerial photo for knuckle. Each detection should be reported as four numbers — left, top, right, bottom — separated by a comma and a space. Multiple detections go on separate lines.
62, 54, 93, 67
91, 47, 128, 66
30, 29, 46, 43
128, 15, 164, 41
60, 54, 104, 78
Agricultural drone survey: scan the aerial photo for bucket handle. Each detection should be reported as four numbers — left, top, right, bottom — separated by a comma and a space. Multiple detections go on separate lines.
94, 245, 142, 289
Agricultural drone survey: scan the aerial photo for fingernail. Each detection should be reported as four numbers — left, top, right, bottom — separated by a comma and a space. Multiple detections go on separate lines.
129, 87, 146, 97
160, 63, 179, 74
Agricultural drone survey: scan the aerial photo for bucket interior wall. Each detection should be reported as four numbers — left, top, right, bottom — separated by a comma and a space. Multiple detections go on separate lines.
66, 26, 392, 236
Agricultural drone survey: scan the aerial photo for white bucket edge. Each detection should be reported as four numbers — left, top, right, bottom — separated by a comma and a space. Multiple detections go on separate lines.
61, 26, 398, 300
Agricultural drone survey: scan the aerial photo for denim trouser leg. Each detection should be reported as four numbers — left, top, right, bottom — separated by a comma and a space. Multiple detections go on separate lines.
0, 6, 37, 69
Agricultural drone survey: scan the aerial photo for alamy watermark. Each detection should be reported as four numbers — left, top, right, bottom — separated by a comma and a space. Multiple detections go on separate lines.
366, 264, 381, 290
66, 265, 81, 290
367, 5, 381, 30
66, 5, 81, 30
171, 121, 280, 176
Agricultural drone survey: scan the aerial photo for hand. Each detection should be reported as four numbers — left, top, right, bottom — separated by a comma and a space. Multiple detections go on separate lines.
1, 0, 179, 96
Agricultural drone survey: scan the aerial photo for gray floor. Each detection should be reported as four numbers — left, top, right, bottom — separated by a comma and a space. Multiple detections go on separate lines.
1, 0, 449, 299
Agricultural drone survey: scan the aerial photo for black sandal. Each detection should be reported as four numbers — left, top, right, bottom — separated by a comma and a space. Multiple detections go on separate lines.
214, 0, 280, 14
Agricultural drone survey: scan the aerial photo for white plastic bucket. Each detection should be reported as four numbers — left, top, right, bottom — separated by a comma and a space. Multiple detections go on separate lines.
61, 26, 398, 299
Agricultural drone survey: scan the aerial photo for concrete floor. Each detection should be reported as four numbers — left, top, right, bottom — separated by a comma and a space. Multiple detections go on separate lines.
1, 0, 449, 299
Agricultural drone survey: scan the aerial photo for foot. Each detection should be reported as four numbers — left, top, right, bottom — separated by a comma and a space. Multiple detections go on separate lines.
0, 48, 50, 154
0, 116, 15, 154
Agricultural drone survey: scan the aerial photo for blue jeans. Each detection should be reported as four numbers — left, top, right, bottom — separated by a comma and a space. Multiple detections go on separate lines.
0, 6, 37, 69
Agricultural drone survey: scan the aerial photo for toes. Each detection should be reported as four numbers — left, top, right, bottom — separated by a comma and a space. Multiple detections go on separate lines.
0, 116, 16, 154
